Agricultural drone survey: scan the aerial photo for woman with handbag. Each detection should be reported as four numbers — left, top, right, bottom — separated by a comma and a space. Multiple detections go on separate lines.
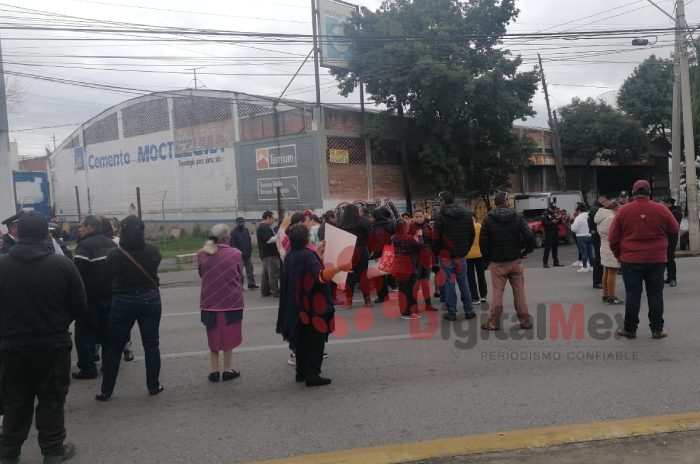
197, 224, 245, 382
276, 224, 351, 387
96, 215, 163, 401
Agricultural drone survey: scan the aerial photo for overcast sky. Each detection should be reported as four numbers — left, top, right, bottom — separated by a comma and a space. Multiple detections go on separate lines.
3, 0, 695, 157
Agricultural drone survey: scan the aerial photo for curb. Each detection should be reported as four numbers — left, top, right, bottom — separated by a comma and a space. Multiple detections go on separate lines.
245, 412, 700, 464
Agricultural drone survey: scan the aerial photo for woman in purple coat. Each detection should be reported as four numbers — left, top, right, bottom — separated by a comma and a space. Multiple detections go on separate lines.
197, 224, 245, 383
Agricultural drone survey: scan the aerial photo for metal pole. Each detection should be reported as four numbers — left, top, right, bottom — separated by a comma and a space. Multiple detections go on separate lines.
671, 27, 682, 203
678, 0, 700, 251
538, 53, 567, 190
74, 186, 82, 222
0, 37, 15, 227
311, 0, 322, 107
360, 76, 373, 200
161, 190, 167, 248
87, 187, 92, 214
136, 187, 142, 220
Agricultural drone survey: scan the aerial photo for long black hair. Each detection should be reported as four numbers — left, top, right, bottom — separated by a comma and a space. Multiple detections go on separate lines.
285, 212, 306, 234
120, 215, 146, 250
341, 204, 360, 229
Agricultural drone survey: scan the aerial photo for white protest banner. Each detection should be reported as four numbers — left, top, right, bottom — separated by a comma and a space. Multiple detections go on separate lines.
323, 224, 356, 285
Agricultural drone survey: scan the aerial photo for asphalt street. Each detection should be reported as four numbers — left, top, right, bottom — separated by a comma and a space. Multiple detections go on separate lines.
14, 244, 700, 463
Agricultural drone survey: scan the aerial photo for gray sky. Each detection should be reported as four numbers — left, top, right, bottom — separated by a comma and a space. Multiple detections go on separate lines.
3, 0, 695, 157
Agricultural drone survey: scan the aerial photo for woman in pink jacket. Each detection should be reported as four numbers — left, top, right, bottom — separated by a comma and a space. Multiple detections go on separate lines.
197, 224, 245, 383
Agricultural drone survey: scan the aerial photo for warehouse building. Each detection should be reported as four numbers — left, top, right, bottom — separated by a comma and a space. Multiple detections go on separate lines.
49, 89, 406, 223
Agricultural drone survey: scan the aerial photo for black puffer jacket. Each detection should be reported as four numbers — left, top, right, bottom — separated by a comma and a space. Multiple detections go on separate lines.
74, 231, 117, 303
480, 207, 535, 263
368, 218, 394, 259
431, 203, 474, 258
0, 239, 86, 352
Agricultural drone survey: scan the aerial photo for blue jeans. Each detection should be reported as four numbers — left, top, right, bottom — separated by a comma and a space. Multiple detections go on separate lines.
576, 235, 594, 268
101, 289, 162, 395
621, 262, 665, 334
440, 257, 473, 314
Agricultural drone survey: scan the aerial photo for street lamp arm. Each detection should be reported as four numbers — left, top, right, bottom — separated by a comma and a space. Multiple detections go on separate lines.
646, 0, 679, 24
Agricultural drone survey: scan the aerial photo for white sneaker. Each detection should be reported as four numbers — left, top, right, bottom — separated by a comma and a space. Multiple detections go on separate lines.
577, 267, 588, 273
585, 266, 593, 272
401, 313, 421, 320
571, 261, 582, 267
287, 353, 296, 366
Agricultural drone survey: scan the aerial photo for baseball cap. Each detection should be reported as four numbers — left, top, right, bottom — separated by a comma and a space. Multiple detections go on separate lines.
632, 180, 651, 195
235, 217, 245, 223
619, 190, 629, 197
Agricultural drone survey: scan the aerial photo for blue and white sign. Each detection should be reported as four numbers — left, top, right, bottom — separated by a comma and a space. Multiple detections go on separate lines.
319, 0, 355, 69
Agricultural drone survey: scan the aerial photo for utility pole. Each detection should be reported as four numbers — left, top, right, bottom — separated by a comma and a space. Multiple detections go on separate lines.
185, 67, 204, 90
310, 0, 322, 107
677, 0, 700, 251
52, 134, 57, 151
538, 53, 567, 191
0, 37, 15, 227
671, 23, 682, 204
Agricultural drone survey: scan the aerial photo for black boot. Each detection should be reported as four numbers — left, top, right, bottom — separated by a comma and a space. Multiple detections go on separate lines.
305, 375, 332, 387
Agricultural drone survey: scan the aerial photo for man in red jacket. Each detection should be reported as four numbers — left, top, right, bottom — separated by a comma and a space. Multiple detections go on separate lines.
608, 180, 679, 339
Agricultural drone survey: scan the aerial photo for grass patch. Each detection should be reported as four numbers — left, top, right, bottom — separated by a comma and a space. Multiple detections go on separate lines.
148, 236, 205, 259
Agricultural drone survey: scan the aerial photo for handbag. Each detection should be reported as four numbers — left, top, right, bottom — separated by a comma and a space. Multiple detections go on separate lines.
119, 248, 160, 289
377, 244, 394, 274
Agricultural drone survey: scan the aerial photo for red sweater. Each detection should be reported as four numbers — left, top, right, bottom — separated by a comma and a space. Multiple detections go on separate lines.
608, 198, 680, 264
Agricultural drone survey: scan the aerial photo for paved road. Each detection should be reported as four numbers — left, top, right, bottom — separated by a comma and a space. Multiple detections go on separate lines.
15, 252, 700, 463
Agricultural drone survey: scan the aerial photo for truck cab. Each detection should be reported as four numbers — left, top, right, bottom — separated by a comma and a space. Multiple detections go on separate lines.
514, 191, 583, 248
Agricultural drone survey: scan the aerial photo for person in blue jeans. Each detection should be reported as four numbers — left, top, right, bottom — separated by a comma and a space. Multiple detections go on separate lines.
571, 205, 594, 273
96, 216, 163, 401
431, 191, 476, 321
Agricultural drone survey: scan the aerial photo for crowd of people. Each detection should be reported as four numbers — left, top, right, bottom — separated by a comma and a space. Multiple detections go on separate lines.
0, 178, 684, 463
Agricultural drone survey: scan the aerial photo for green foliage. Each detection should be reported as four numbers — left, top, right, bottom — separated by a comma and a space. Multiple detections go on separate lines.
617, 55, 673, 140
331, 0, 539, 197
559, 98, 649, 163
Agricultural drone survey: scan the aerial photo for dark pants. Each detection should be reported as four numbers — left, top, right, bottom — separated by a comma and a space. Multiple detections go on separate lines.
592, 233, 603, 286
295, 323, 327, 379
397, 274, 417, 316
101, 290, 162, 395
242, 257, 256, 287
667, 234, 679, 281
74, 299, 111, 375
621, 262, 665, 334
416, 265, 432, 305
372, 275, 390, 301
467, 257, 488, 300
345, 248, 369, 301
0, 347, 71, 461
543, 228, 559, 265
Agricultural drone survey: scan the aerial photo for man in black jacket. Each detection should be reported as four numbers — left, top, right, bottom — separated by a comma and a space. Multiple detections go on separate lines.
232, 217, 258, 289
72, 215, 117, 379
480, 193, 536, 331
256, 211, 280, 297
541, 204, 563, 268
662, 197, 683, 287
0, 213, 86, 464
431, 191, 475, 321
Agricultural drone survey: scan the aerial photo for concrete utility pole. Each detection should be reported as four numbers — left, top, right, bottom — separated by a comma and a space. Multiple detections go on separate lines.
670, 22, 682, 204
677, 0, 700, 251
538, 53, 567, 191
0, 37, 16, 225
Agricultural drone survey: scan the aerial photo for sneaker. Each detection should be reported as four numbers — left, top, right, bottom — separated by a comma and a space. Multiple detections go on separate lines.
607, 297, 625, 305
615, 328, 636, 339
480, 297, 488, 303
464, 311, 477, 320
652, 331, 668, 339
248, 284, 260, 289
305, 375, 332, 387
670, 280, 677, 288
553, 262, 565, 267
577, 267, 589, 273
443, 312, 457, 321
471, 300, 481, 305
401, 313, 421, 320
571, 261, 582, 267
287, 353, 296, 366
42, 442, 76, 464
323, 352, 329, 359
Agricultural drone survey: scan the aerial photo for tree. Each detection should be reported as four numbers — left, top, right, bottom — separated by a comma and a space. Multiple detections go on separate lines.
330, 0, 539, 200
5, 76, 27, 115
617, 55, 673, 143
558, 98, 649, 163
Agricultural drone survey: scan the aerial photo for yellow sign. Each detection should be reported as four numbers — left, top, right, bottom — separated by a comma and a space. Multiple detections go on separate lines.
329, 149, 349, 164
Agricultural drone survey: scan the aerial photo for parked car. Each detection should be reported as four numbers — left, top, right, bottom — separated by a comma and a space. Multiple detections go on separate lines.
515, 192, 582, 248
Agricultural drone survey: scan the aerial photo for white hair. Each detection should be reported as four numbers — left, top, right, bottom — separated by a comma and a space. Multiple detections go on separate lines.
202, 224, 230, 255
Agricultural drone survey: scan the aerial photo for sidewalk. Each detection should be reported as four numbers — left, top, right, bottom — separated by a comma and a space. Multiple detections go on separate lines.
426, 430, 700, 463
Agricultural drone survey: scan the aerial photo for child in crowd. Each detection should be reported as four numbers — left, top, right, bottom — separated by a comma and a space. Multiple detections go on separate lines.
392, 220, 428, 320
